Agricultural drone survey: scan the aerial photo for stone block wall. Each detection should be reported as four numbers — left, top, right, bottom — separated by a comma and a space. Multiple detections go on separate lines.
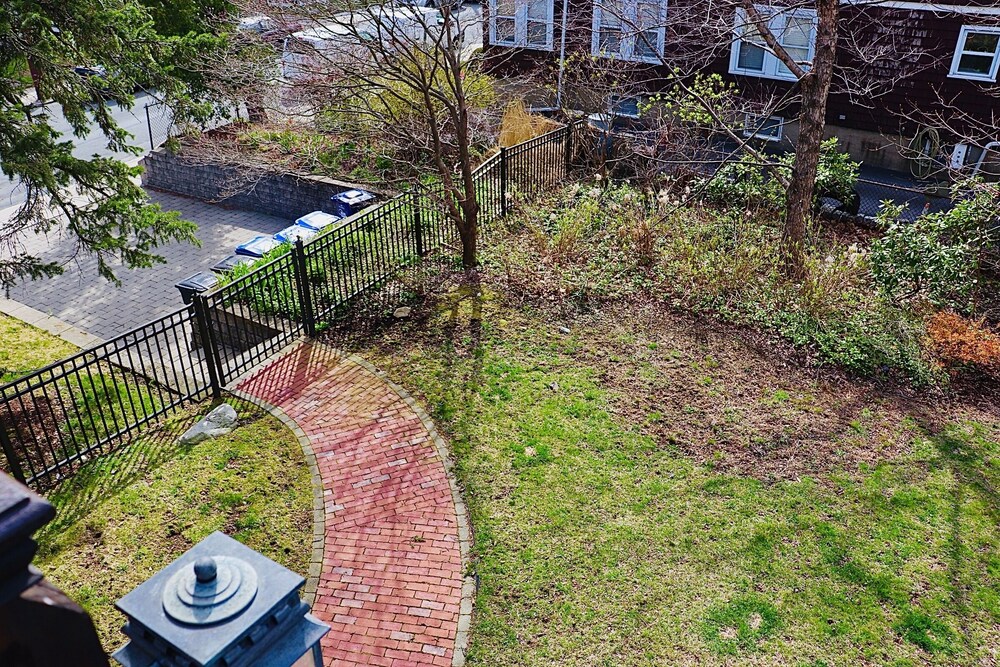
141, 148, 387, 219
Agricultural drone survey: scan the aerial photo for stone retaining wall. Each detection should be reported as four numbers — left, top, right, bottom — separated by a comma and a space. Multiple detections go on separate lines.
141, 148, 387, 219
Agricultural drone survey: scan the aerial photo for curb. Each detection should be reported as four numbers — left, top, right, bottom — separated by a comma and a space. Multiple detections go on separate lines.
0, 297, 104, 350
225, 387, 327, 608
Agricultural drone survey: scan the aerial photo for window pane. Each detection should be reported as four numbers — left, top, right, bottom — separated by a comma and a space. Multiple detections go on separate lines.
599, 27, 622, 53
737, 41, 765, 70
782, 16, 812, 48
497, 0, 515, 15
527, 20, 548, 44
742, 19, 765, 45
965, 32, 1000, 54
495, 17, 515, 42
775, 45, 809, 77
601, 8, 621, 28
958, 53, 996, 75
637, 2, 660, 29
635, 29, 660, 57
527, 0, 548, 20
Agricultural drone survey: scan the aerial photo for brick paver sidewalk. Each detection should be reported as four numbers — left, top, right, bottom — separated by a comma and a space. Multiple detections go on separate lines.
236, 342, 471, 667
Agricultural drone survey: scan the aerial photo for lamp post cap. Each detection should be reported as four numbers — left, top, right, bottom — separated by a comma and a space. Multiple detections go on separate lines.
193, 557, 217, 583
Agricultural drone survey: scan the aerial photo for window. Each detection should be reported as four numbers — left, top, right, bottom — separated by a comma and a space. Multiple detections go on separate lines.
743, 114, 783, 141
490, 0, 554, 50
949, 26, 1000, 81
729, 6, 816, 82
592, 0, 667, 63
611, 95, 642, 118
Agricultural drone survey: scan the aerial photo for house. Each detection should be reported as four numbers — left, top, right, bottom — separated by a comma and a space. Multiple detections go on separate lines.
482, 0, 1000, 176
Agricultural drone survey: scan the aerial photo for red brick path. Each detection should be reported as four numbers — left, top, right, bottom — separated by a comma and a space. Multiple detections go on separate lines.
237, 343, 467, 666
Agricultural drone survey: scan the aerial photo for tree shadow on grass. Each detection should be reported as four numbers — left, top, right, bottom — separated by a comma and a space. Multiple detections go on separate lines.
927, 423, 1000, 656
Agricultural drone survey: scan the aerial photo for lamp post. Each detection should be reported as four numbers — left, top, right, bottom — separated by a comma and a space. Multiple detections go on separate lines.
113, 531, 329, 667
0, 473, 109, 667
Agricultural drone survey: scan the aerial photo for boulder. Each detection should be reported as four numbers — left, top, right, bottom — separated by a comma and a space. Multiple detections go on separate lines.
179, 403, 238, 445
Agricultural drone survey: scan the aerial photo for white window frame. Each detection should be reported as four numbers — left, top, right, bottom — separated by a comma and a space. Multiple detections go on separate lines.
591, 0, 668, 64
948, 25, 1000, 82
742, 113, 784, 141
728, 6, 817, 82
489, 0, 555, 51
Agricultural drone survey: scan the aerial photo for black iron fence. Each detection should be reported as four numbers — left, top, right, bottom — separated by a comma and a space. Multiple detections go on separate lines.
0, 308, 212, 489
0, 123, 581, 491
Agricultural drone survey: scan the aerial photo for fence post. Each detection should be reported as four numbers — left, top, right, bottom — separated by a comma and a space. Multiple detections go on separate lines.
499, 146, 509, 217
192, 295, 224, 399
413, 191, 425, 257
0, 423, 26, 484
145, 103, 154, 151
292, 239, 317, 337
564, 124, 573, 177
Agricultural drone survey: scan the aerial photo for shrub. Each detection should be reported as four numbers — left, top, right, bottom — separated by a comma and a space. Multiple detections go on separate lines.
699, 139, 859, 213
870, 181, 999, 313
490, 182, 938, 383
926, 311, 1000, 376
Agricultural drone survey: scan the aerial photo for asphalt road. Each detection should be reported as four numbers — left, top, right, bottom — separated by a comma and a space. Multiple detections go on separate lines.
0, 91, 172, 211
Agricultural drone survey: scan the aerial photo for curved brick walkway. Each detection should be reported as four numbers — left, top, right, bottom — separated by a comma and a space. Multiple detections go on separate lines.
235, 342, 471, 667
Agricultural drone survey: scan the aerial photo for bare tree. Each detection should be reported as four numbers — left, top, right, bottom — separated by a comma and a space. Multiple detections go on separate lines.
248, 0, 502, 270
550, 0, 928, 276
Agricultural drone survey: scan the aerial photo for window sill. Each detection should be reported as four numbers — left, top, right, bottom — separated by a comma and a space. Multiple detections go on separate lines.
946, 70, 998, 83
489, 39, 554, 51
592, 51, 663, 64
729, 67, 799, 83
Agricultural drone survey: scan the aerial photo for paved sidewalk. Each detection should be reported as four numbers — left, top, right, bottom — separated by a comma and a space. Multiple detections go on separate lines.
5, 189, 290, 340
236, 343, 472, 667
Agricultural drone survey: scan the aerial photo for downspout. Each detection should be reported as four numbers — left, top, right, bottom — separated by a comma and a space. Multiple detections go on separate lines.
555, 0, 569, 109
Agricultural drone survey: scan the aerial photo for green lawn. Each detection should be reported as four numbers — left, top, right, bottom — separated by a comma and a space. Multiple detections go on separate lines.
34, 401, 313, 652
0, 312, 78, 383
357, 288, 1000, 667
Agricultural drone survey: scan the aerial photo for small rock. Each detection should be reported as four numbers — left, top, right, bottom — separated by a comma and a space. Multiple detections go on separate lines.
393, 306, 412, 319
179, 403, 238, 445
558, 326, 571, 334
548, 382, 559, 392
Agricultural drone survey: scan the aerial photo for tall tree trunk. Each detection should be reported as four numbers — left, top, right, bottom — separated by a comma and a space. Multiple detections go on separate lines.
781, 0, 838, 279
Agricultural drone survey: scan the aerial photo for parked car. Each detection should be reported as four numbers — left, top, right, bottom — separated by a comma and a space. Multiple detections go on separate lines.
238, 14, 302, 45
280, 7, 443, 81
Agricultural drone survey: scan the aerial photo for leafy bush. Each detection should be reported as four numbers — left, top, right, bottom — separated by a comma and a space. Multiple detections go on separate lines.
700, 139, 859, 213
926, 311, 1000, 377
871, 181, 999, 313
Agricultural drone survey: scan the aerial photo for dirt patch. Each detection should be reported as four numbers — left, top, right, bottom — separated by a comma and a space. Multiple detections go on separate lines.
570, 302, 1000, 481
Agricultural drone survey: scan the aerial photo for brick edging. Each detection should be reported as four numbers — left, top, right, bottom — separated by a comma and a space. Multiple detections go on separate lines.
225, 387, 327, 608
343, 351, 476, 667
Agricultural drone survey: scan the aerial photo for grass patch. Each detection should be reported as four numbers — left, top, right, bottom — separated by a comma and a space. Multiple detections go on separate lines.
34, 401, 313, 652
355, 288, 1000, 666
703, 595, 781, 655
0, 313, 78, 383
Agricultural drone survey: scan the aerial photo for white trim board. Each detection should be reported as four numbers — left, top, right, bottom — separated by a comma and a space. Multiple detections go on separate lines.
841, 1, 1000, 17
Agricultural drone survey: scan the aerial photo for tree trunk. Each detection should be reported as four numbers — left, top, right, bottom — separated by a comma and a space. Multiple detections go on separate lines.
458, 203, 479, 269
781, 0, 839, 279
